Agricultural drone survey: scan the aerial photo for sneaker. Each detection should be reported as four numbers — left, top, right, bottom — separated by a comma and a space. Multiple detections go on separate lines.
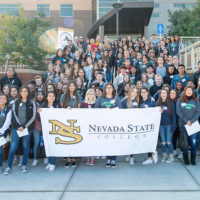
161, 155, 167, 162
4, 167, 11, 175
178, 153, 183, 159
44, 158, 49, 165
173, 150, 178, 157
125, 156, 130, 162
49, 164, 55, 171
106, 159, 111, 168
111, 160, 116, 168
129, 157, 135, 165
32, 160, 38, 167
71, 161, 77, 168
65, 162, 70, 168
86, 158, 90, 165
166, 157, 174, 163
152, 151, 158, 164
45, 163, 50, 170
142, 158, 153, 165
18, 156, 23, 167
22, 165, 28, 173
89, 159, 95, 166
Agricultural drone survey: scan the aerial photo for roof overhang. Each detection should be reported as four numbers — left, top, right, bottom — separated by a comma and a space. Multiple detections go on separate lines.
88, 1, 154, 38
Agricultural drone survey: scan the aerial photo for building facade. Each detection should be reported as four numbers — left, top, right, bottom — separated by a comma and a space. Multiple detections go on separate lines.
0, 0, 96, 37
96, 0, 197, 38
0, 0, 197, 38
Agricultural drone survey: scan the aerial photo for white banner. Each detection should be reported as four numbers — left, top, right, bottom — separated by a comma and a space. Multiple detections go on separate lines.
58, 27, 74, 49
40, 107, 161, 157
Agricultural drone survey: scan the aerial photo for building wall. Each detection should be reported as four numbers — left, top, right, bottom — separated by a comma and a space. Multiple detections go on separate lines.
148, 0, 197, 38
0, 0, 93, 37
96, 0, 197, 39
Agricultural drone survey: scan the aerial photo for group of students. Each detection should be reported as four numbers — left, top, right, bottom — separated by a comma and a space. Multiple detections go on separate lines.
0, 34, 200, 175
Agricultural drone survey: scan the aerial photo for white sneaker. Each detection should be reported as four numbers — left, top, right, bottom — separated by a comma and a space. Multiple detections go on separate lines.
22, 165, 28, 173
32, 160, 38, 166
178, 153, 183, 159
152, 151, 158, 164
129, 157, 135, 165
166, 157, 174, 163
44, 158, 49, 165
4, 167, 11, 175
125, 156, 130, 162
45, 163, 50, 170
49, 164, 55, 171
142, 159, 153, 165
18, 156, 23, 167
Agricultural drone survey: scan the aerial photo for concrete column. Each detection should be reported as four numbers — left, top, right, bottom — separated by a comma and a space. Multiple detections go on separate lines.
99, 25, 104, 41
144, 26, 148, 40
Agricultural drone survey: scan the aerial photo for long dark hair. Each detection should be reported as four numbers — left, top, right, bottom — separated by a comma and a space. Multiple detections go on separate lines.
16, 85, 32, 104
102, 83, 116, 98
170, 89, 179, 103
157, 89, 172, 116
44, 91, 58, 108
63, 81, 79, 108
0, 92, 8, 107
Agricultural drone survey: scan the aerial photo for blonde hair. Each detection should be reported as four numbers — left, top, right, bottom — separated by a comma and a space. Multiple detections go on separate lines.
126, 85, 139, 108
85, 89, 96, 104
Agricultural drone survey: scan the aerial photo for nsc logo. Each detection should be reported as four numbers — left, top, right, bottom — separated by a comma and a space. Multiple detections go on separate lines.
49, 120, 83, 144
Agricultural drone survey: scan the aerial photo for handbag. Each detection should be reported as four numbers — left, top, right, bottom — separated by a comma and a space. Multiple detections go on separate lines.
178, 129, 188, 150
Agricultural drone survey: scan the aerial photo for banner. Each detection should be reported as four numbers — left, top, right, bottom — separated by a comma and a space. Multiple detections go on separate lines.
58, 27, 74, 49
40, 107, 161, 157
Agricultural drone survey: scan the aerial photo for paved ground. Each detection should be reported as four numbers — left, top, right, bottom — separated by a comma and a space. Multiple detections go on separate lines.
0, 153, 200, 200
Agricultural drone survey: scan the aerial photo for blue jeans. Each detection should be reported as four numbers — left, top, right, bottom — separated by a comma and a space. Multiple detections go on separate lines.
0, 146, 3, 167
49, 157, 56, 165
7, 128, 32, 169
33, 129, 41, 160
160, 125, 174, 155
183, 133, 198, 155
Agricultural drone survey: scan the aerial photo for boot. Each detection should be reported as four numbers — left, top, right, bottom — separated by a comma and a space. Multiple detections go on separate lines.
191, 154, 196, 165
183, 153, 190, 165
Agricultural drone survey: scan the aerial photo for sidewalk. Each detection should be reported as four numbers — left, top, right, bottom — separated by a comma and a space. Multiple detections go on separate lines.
1, 154, 200, 200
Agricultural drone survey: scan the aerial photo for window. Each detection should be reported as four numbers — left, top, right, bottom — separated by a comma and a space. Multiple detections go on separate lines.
152, 13, 159, 18
60, 4, 73, 17
0, 4, 19, 16
37, 4, 50, 17
154, 3, 159, 8
173, 3, 186, 9
186, 3, 196, 9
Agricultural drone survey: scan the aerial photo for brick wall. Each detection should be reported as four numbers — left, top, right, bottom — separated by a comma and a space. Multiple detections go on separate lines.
0, 70, 43, 85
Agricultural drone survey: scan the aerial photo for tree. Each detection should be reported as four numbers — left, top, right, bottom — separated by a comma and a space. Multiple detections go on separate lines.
167, 0, 200, 36
0, 8, 53, 70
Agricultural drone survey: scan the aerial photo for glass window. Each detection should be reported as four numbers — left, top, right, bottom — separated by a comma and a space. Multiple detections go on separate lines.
173, 3, 186, 8
154, 3, 159, 8
37, 4, 50, 17
0, 4, 19, 16
152, 13, 159, 18
186, 3, 196, 9
60, 4, 73, 17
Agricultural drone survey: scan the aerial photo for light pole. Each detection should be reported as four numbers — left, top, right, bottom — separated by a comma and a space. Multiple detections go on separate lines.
112, 3, 123, 40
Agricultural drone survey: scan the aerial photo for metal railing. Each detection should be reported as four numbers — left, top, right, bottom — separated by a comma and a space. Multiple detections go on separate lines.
180, 40, 200, 73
